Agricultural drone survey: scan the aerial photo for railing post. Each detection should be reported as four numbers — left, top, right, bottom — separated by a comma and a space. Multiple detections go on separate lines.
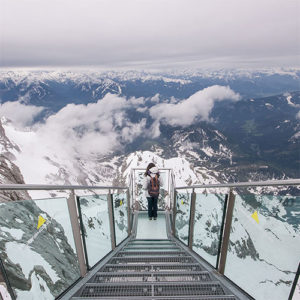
188, 188, 196, 249
172, 189, 177, 235
107, 189, 116, 250
218, 188, 235, 274
289, 262, 300, 300
126, 188, 131, 235
67, 190, 87, 277
0, 257, 15, 300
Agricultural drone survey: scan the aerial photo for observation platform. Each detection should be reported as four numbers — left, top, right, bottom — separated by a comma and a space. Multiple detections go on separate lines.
65, 211, 248, 300
0, 175, 299, 300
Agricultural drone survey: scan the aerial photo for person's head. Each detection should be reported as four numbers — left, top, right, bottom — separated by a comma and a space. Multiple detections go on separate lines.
144, 163, 156, 176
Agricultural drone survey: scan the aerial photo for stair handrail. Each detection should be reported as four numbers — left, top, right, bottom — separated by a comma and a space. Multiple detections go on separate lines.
0, 183, 130, 300
0, 184, 128, 190
175, 178, 300, 189
172, 178, 300, 300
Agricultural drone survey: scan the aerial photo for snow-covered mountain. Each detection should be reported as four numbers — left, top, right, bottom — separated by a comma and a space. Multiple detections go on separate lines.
0, 69, 299, 299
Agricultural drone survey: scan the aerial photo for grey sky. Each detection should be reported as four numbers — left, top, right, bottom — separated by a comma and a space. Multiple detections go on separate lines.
1, 0, 299, 68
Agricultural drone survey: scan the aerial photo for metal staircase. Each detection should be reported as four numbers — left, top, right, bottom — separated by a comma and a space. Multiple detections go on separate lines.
67, 212, 249, 300
1, 178, 299, 299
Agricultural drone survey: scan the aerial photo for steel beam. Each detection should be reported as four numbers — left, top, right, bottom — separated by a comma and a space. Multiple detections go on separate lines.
218, 189, 235, 274
126, 189, 131, 235
107, 190, 116, 250
67, 190, 87, 277
188, 189, 196, 250
172, 190, 177, 235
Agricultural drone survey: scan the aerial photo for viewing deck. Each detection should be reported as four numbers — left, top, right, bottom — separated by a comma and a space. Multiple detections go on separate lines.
0, 173, 299, 300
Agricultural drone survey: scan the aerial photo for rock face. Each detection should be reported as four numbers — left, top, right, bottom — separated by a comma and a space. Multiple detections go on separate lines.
0, 119, 30, 202
0, 200, 80, 299
0, 120, 80, 299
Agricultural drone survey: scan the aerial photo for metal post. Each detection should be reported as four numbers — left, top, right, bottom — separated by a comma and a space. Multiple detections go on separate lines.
172, 190, 177, 235
171, 171, 175, 210
126, 189, 131, 235
0, 257, 15, 300
107, 190, 116, 250
188, 188, 196, 249
167, 170, 171, 210
216, 194, 228, 270
218, 188, 235, 274
67, 190, 87, 277
289, 262, 300, 300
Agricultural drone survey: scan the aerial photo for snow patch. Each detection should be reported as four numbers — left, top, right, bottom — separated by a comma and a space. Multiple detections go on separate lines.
2, 228, 24, 240
5, 242, 60, 282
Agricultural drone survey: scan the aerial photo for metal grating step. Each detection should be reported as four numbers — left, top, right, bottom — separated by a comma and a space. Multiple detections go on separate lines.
124, 244, 179, 248
146, 297, 236, 300
123, 247, 181, 252
92, 271, 212, 283
127, 242, 176, 247
72, 296, 236, 300
153, 282, 226, 296
109, 256, 196, 264
101, 263, 204, 273
130, 239, 174, 244
79, 282, 226, 297
128, 240, 175, 244
117, 251, 186, 257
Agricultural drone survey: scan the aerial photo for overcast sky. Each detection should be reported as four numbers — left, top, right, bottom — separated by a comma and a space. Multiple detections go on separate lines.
1, 0, 299, 69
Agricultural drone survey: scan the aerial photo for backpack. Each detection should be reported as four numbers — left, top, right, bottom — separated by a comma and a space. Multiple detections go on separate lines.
148, 175, 160, 197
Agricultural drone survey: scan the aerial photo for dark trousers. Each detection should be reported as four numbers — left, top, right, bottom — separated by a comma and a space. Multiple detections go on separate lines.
147, 196, 158, 218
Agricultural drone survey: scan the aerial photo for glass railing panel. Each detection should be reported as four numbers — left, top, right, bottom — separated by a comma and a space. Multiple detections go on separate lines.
224, 194, 300, 300
174, 189, 192, 245
192, 193, 226, 267
112, 191, 128, 246
134, 170, 170, 210
77, 194, 111, 269
0, 197, 80, 300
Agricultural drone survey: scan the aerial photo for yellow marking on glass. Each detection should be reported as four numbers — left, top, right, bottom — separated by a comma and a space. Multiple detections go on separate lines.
120, 200, 123, 206
181, 200, 184, 205
251, 211, 259, 224
37, 215, 46, 229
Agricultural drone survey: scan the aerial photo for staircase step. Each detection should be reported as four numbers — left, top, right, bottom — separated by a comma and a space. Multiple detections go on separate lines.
123, 247, 182, 252
117, 251, 186, 257
128, 240, 175, 245
124, 244, 179, 248
101, 263, 204, 273
127, 242, 176, 247
91, 271, 212, 283
77, 281, 227, 298
73, 296, 236, 300
109, 255, 196, 264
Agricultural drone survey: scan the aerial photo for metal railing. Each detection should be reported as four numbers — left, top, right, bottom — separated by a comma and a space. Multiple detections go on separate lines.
130, 168, 175, 211
1, 177, 299, 300
0, 183, 130, 300
172, 178, 300, 300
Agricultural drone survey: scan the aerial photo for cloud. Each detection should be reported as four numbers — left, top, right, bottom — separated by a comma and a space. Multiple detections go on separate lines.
149, 85, 240, 127
2, 0, 299, 68
296, 111, 300, 120
1, 87, 240, 162
34, 93, 147, 158
0, 101, 45, 127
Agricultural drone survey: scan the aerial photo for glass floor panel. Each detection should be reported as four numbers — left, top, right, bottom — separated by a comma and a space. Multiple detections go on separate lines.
136, 211, 168, 239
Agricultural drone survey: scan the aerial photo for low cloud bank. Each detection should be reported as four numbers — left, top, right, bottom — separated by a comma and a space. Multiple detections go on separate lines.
1, 86, 240, 159
149, 85, 240, 127
35, 93, 147, 157
0, 101, 45, 127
